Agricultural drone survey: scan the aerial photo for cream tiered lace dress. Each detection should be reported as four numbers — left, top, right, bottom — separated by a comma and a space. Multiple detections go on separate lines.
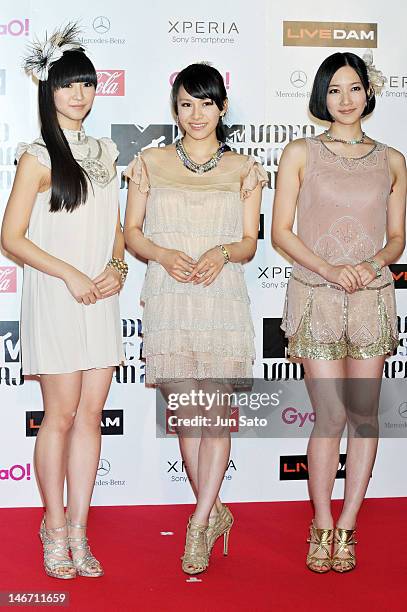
124, 150, 267, 384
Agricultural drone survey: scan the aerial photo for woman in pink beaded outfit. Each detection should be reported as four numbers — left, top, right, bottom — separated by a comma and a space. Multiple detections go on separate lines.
272, 52, 406, 573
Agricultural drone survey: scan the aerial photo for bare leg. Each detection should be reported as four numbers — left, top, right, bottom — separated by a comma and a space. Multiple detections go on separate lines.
35, 372, 82, 577
193, 380, 232, 525
160, 380, 224, 520
66, 367, 114, 524
36, 372, 82, 528
337, 355, 385, 529
66, 367, 114, 572
303, 358, 347, 529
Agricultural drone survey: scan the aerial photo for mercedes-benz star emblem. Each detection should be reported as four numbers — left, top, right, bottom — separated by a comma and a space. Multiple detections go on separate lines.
97, 458, 111, 477
398, 402, 407, 418
290, 70, 307, 88
93, 16, 111, 34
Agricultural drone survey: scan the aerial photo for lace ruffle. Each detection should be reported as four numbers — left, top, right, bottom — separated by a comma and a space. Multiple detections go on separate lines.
240, 157, 268, 199
16, 141, 51, 169
99, 137, 119, 163
123, 153, 150, 193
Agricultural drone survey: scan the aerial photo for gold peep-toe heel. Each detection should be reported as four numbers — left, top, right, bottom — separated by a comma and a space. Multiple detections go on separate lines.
306, 521, 333, 573
39, 517, 76, 579
181, 517, 209, 575
67, 518, 104, 578
207, 503, 234, 555
332, 527, 357, 573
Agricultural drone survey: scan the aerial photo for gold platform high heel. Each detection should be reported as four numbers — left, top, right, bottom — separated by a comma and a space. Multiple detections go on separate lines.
332, 527, 357, 573
39, 517, 76, 579
181, 517, 209, 575
306, 521, 333, 573
207, 504, 234, 555
67, 518, 104, 578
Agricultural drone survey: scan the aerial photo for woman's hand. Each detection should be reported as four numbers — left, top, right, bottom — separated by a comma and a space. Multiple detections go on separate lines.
189, 246, 225, 286
64, 268, 103, 305
93, 267, 122, 298
158, 248, 196, 282
322, 263, 363, 293
354, 261, 378, 286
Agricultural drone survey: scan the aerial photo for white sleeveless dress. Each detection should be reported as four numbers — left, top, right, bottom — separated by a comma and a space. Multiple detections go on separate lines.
16, 127, 124, 374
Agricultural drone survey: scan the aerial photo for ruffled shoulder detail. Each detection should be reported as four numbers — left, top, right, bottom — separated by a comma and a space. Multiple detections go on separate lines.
15, 140, 51, 169
240, 156, 268, 199
99, 137, 119, 162
122, 153, 150, 193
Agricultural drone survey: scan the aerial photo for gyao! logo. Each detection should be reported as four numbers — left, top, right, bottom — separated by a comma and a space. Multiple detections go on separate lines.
283, 21, 377, 48
0, 463, 31, 481
0, 267, 17, 293
96, 70, 125, 96
0, 19, 30, 37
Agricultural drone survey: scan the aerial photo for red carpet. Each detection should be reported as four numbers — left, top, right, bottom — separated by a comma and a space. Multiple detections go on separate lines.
0, 499, 405, 612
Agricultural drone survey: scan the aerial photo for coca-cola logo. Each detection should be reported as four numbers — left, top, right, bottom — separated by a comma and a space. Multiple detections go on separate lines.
0, 267, 17, 293
0, 463, 31, 480
96, 70, 125, 96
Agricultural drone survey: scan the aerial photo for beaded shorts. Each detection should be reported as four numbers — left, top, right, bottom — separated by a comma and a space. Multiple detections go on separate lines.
281, 275, 399, 361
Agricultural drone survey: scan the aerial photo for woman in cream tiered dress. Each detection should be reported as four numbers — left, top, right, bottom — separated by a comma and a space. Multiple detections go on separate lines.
124, 63, 267, 575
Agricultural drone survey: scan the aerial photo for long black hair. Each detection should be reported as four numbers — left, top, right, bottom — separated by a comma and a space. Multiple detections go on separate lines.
171, 63, 228, 142
39, 50, 97, 212
309, 52, 375, 122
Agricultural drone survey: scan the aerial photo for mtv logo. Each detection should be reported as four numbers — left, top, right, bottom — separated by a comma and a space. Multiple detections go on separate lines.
112, 124, 178, 166
0, 70, 5, 95
263, 318, 288, 359
0, 321, 20, 365
224, 124, 245, 143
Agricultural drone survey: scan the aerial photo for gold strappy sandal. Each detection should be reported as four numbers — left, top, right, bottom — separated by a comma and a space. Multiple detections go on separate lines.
39, 517, 76, 579
67, 518, 104, 578
181, 517, 209, 575
207, 504, 234, 556
332, 527, 357, 573
306, 521, 333, 573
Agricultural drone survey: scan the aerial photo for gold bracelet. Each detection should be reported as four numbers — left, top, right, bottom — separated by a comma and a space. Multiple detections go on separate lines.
218, 244, 230, 264
107, 257, 129, 284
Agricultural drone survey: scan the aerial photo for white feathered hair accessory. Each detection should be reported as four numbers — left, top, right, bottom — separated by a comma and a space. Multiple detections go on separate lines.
362, 50, 387, 94
23, 22, 84, 81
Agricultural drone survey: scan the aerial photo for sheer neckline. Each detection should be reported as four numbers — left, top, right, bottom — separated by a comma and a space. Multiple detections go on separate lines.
315, 137, 378, 161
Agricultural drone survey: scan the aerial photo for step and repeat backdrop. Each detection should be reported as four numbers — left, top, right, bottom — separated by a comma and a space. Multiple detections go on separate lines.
1, 0, 406, 507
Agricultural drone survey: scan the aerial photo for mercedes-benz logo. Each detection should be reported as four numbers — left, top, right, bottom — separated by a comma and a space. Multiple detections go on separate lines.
97, 458, 111, 477
93, 16, 111, 34
290, 70, 307, 88
398, 402, 407, 418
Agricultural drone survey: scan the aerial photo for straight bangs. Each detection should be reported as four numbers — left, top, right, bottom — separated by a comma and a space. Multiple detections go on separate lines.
49, 50, 97, 89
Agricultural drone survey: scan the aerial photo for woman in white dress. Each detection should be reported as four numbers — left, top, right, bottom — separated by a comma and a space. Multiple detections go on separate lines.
1, 25, 126, 579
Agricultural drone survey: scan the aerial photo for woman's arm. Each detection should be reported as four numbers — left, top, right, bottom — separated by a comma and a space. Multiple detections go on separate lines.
124, 177, 195, 283
271, 139, 362, 292
1, 153, 102, 304
370, 147, 406, 268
